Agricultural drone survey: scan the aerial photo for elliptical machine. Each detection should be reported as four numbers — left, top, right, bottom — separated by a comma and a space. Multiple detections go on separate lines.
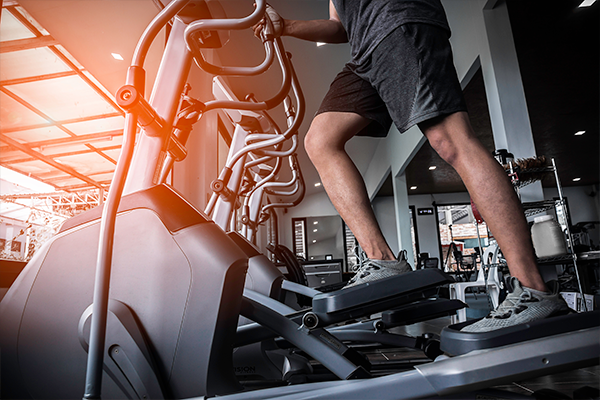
1, 1, 598, 399
0, 1, 284, 398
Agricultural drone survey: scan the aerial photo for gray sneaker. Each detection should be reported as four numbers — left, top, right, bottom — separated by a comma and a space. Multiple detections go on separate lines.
461, 277, 570, 332
344, 250, 413, 288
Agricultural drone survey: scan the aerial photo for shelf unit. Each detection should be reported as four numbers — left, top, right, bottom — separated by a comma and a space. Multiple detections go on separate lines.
509, 158, 588, 311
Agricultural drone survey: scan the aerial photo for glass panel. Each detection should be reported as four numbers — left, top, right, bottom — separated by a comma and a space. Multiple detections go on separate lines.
8, 75, 118, 121
0, 9, 35, 41
45, 176, 90, 188
54, 152, 116, 175
306, 216, 344, 262
293, 218, 306, 260
88, 172, 114, 184
437, 203, 489, 278
0, 47, 71, 81
9, 159, 55, 175
62, 115, 124, 135
4, 126, 70, 143
0, 91, 49, 129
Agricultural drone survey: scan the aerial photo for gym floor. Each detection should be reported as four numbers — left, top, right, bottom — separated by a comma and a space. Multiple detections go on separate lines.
365, 316, 600, 399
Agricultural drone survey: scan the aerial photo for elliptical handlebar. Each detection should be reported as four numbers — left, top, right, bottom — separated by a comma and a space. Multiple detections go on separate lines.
184, 0, 266, 76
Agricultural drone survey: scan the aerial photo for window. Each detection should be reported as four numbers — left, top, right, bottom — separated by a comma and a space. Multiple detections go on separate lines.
436, 203, 489, 274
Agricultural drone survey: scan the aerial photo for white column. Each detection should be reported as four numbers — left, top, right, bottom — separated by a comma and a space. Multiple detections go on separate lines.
481, 1, 544, 203
392, 173, 415, 266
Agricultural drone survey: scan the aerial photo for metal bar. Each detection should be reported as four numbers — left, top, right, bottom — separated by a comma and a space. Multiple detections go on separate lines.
0, 113, 123, 134
0, 133, 103, 189
0, 70, 78, 86
4, 146, 121, 164
551, 158, 587, 311
0, 35, 58, 53
20, 130, 123, 149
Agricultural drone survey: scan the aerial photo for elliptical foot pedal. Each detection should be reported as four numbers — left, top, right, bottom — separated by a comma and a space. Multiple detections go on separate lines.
440, 310, 600, 356
382, 298, 466, 327
312, 269, 454, 326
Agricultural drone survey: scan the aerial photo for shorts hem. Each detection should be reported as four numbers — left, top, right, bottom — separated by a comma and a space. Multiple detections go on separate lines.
397, 107, 468, 134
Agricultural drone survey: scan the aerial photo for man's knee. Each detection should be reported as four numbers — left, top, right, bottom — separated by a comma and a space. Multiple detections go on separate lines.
420, 112, 474, 166
425, 128, 459, 165
304, 126, 327, 162
304, 118, 343, 162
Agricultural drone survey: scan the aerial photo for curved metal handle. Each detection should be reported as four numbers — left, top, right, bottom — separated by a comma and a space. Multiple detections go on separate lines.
184, 0, 272, 76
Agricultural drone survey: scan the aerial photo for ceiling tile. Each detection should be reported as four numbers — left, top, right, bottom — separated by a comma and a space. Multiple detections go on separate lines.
3, 125, 70, 143
0, 47, 71, 81
0, 8, 35, 41
62, 115, 124, 135
0, 90, 49, 128
8, 74, 118, 121
54, 152, 116, 175
8, 159, 53, 175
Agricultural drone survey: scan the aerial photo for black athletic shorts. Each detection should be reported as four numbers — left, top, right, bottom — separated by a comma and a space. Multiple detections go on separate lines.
317, 23, 467, 137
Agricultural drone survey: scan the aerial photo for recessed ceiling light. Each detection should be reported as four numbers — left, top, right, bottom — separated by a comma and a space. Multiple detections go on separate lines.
312, 239, 317, 243
313, 221, 318, 225
573, 177, 581, 182
314, 182, 321, 187
575, 130, 585, 136
579, 0, 596, 7
111, 53, 124, 61
316, 42, 326, 47
429, 166, 437, 170
313, 229, 318, 232
410, 186, 417, 190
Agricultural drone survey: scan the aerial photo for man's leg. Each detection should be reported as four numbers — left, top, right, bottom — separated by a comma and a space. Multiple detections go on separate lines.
418, 111, 547, 292
304, 111, 396, 262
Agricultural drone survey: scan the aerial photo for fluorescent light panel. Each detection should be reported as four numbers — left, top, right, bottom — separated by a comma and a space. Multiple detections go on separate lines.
579, 0, 596, 7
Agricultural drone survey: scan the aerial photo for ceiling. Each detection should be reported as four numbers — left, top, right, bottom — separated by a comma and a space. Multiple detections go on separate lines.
0, 0, 598, 200
0, 0, 164, 192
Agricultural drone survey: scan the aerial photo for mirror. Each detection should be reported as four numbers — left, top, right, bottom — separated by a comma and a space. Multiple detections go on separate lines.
293, 216, 347, 267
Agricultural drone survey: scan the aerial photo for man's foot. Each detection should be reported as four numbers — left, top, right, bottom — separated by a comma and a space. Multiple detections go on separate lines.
344, 250, 412, 288
461, 277, 570, 332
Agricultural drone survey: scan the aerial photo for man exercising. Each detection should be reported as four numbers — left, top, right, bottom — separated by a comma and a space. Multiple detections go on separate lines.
255, 0, 568, 332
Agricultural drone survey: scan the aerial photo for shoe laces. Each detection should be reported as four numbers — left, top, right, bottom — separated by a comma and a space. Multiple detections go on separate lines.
488, 289, 537, 319
352, 244, 368, 272
347, 259, 380, 284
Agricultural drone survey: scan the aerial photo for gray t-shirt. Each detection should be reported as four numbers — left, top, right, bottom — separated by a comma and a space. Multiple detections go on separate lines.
331, 0, 451, 65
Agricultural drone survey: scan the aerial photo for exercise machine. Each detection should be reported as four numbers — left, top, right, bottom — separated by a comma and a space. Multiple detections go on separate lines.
1, 1, 597, 399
